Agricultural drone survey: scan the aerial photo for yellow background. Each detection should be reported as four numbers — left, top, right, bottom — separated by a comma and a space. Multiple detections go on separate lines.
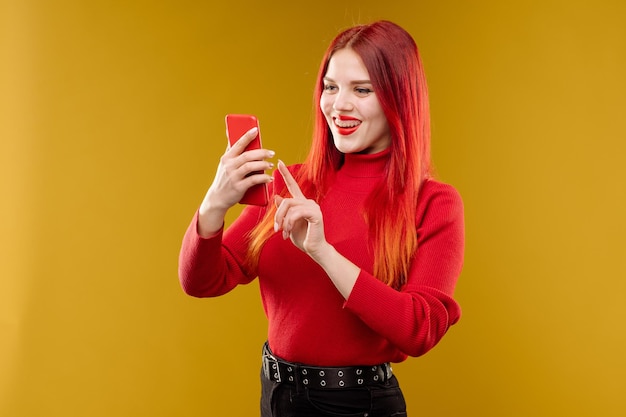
2, 0, 625, 416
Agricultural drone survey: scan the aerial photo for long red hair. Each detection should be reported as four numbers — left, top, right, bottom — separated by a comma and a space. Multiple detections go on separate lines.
248, 21, 432, 289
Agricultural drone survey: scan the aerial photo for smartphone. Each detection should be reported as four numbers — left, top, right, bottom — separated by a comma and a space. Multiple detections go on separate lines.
225, 114, 269, 206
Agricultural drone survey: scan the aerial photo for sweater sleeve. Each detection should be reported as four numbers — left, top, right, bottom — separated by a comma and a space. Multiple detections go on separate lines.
343, 181, 465, 357
177, 205, 266, 298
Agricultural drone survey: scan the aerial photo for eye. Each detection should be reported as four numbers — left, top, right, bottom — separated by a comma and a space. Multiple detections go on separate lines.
355, 87, 374, 96
323, 84, 338, 93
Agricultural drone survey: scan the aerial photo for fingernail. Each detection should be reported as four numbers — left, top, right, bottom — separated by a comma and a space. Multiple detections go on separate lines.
282, 230, 289, 240
274, 222, 279, 232
268, 150, 275, 158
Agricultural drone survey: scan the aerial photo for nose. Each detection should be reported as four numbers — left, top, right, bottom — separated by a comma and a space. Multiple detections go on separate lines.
332, 89, 354, 112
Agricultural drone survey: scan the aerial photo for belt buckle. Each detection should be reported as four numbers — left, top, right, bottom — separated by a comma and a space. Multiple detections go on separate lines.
262, 354, 282, 383
382, 363, 392, 381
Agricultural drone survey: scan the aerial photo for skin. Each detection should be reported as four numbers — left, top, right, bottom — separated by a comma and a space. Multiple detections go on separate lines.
198, 126, 275, 236
198, 47, 391, 300
320, 48, 391, 154
273, 160, 361, 299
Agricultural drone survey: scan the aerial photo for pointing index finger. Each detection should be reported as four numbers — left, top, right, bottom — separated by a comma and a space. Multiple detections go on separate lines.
277, 160, 305, 199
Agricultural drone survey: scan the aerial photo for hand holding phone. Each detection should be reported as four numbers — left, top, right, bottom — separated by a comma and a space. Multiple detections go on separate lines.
225, 114, 270, 206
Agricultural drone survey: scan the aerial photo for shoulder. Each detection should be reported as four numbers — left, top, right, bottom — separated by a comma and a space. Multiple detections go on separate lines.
419, 179, 463, 205
416, 179, 464, 225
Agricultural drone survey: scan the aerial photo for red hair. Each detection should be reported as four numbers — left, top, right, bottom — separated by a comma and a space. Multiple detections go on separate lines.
249, 21, 432, 289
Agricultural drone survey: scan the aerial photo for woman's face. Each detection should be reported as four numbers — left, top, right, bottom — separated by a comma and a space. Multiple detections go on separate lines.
320, 48, 391, 155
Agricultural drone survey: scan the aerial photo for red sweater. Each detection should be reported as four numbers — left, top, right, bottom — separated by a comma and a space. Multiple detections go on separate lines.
178, 150, 464, 366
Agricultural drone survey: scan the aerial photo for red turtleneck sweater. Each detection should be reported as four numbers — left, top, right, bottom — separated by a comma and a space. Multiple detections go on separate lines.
178, 150, 464, 366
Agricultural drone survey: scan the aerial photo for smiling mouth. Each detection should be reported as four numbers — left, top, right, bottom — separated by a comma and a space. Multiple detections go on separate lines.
333, 116, 361, 135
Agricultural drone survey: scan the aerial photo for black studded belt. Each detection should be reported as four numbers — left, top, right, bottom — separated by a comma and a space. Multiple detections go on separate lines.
262, 342, 393, 389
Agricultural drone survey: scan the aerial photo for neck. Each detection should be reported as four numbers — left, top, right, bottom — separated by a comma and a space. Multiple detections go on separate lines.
340, 148, 391, 178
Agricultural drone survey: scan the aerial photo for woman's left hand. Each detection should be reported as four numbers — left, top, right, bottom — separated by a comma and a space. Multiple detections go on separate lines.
274, 160, 328, 259
274, 160, 360, 299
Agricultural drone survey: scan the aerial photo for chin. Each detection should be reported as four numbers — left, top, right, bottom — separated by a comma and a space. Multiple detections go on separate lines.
333, 140, 362, 154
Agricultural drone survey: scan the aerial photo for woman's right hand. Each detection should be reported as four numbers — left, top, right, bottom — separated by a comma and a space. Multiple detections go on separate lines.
197, 127, 275, 237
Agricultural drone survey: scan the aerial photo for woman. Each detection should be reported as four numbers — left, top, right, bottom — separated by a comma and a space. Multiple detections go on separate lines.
178, 20, 464, 417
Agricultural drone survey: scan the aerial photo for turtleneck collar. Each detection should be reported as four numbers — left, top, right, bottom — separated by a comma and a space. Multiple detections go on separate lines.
339, 147, 391, 178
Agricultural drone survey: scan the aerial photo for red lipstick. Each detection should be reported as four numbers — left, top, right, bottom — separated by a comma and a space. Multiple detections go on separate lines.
334, 116, 361, 136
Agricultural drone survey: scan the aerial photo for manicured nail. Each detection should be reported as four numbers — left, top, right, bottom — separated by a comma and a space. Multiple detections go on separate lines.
268, 150, 275, 157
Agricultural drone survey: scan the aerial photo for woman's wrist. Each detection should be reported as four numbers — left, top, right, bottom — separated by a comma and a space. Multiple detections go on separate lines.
197, 198, 228, 238
308, 241, 336, 266
310, 243, 360, 299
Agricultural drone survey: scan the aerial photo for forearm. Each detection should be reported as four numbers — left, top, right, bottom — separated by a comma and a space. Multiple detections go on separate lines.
178, 209, 259, 297
311, 243, 360, 299
178, 214, 228, 296
197, 204, 228, 238
344, 271, 461, 357
197, 190, 229, 237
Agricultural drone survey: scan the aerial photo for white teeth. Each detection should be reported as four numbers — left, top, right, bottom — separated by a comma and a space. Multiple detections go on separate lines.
335, 119, 361, 128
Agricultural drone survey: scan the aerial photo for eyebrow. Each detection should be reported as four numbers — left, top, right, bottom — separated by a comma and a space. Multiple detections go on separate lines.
323, 76, 372, 85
